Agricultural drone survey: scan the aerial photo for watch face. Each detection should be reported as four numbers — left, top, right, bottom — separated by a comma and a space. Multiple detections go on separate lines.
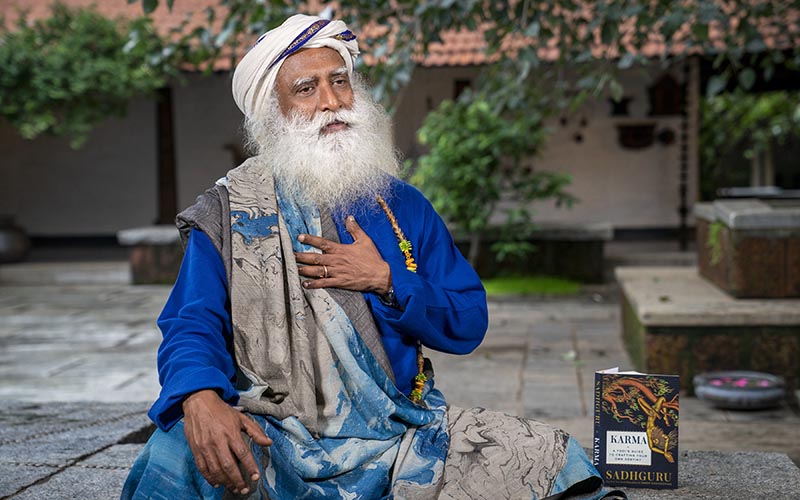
380, 287, 398, 307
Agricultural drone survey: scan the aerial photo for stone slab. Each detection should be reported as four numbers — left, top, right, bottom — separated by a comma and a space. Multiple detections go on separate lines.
617, 268, 800, 383
623, 450, 800, 500
2, 444, 145, 499
128, 244, 183, 285
0, 262, 130, 286
529, 221, 614, 241
455, 224, 611, 282
116, 225, 181, 246
0, 463, 60, 498
615, 266, 800, 326
694, 199, 800, 231
0, 403, 152, 499
8, 459, 133, 500
79, 443, 146, 468
0, 402, 152, 461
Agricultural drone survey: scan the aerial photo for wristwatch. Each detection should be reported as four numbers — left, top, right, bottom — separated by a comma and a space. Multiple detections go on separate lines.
379, 286, 400, 308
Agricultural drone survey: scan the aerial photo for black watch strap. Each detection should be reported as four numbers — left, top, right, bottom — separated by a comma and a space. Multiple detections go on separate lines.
378, 286, 400, 308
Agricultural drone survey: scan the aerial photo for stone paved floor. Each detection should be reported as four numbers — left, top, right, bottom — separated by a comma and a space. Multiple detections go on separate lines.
1, 263, 799, 498
0, 285, 164, 403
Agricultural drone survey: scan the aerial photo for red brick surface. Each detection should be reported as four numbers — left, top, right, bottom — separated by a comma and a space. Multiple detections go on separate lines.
788, 238, 800, 297
697, 220, 800, 298
637, 329, 800, 395
645, 333, 691, 389
129, 244, 182, 285
750, 333, 800, 390
730, 236, 787, 298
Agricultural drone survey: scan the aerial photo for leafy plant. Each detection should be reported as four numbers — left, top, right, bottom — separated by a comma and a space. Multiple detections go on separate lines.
700, 90, 800, 198
412, 94, 575, 267
0, 3, 175, 147
706, 220, 725, 266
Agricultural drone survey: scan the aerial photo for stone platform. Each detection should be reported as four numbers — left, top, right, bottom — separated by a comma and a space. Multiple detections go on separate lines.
2, 402, 799, 499
616, 266, 800, 393
695, 198, 800, 298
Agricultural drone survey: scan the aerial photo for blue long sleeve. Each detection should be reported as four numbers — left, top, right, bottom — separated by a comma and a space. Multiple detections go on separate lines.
148, 229, 239, 431
335, 180, 489, 393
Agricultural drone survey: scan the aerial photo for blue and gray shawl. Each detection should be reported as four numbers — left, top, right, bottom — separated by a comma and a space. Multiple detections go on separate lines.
224, 158, 448, 498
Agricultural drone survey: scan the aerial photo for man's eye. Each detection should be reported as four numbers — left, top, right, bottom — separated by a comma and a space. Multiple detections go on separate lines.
333, 78, 348, 86
297, 85, 314, 95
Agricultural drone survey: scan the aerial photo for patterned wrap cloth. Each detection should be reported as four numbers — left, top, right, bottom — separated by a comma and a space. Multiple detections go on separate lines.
223, 158, 450, 497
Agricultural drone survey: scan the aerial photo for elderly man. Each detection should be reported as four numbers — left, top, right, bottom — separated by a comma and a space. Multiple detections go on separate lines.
123, 14, 621, 500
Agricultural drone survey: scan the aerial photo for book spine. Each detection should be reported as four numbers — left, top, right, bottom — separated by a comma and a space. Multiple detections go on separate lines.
592, 372, 602, 467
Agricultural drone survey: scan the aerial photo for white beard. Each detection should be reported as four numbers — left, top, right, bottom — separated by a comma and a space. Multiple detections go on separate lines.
244, 83, 400, 211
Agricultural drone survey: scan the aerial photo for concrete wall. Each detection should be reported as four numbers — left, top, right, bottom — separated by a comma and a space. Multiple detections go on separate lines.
172, 73, 245, 211
0, 64, 699, 237
0, 73, 242, 237
0, 96, 159, 236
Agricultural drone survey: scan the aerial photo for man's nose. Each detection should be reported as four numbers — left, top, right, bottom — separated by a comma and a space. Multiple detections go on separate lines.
318, 83, 343, 113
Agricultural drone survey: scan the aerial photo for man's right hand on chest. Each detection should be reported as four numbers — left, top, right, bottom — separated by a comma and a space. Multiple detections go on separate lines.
182, 389, 272, 495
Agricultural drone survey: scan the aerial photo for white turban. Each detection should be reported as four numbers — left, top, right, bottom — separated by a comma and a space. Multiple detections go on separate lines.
232, 14, 360, 118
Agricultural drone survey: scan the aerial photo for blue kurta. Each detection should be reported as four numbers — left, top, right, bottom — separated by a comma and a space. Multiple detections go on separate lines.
149, 179, 488, 431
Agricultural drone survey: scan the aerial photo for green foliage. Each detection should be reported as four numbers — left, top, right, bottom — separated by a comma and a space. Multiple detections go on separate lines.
482, 275, 581, 296
412, 94, 575, 265
707, 220, 725, 266
135, 1, 800, 109
0, 3, 174, 147
700, 91, 800, 198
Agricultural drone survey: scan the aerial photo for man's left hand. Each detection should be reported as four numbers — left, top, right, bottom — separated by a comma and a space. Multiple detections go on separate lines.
295, 216, 391, 295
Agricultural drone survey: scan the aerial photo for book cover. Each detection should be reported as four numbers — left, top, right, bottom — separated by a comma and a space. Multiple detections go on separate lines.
593, 368, 679, 489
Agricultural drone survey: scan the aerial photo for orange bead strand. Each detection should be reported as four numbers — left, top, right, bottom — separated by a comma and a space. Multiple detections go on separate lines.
376, 195, 427, 403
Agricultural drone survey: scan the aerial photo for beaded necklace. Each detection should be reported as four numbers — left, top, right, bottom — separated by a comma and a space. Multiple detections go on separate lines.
376, 195, 426, 404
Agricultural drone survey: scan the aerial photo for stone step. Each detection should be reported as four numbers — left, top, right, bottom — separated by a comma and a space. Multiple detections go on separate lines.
0, 261, 130, 286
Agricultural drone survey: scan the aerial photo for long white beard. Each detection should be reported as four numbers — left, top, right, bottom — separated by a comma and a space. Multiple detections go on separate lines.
244, 84, 400, 211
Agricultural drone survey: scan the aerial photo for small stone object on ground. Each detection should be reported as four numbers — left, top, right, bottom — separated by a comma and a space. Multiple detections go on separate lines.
693, 371, 786, 410
0, 215, 30, 263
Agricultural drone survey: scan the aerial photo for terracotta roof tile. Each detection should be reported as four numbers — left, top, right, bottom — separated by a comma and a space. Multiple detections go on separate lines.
0, 0, 211, 30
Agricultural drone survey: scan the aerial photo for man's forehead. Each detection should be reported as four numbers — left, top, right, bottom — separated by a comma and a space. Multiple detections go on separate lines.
277, 47, 348, 82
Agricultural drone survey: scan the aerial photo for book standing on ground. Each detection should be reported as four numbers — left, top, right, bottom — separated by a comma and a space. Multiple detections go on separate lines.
593, 368, 679, 489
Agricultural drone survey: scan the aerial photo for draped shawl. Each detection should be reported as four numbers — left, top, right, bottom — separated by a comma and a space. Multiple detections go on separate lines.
178, 156, 449, 497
